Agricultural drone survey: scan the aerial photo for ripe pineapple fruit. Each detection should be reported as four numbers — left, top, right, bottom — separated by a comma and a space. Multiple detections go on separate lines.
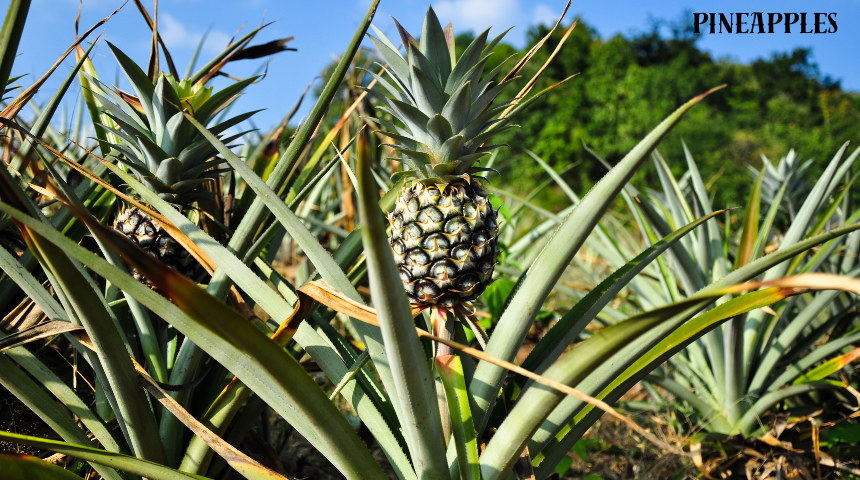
366, 8, 516, 308
88, 42, 257, 282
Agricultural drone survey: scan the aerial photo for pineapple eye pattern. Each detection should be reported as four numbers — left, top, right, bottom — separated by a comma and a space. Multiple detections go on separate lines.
366, 10, 517, 311
389, 182, 499, 307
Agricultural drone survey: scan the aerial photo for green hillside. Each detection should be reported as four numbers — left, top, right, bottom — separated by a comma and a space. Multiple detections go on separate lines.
461, 17, 859, 207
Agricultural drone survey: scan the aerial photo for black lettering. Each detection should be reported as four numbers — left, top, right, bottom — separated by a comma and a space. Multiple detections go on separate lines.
751, 12, 765, 33
828, 13, 837, 33
814, 13, 827, 33
709, 13, 717, 33
785, 13, 799, 33
693, 13, 708, 33
736, 12, 748, 33
800, 13, 813, 33
768, 13, 783, 33
719, 13, 733, 33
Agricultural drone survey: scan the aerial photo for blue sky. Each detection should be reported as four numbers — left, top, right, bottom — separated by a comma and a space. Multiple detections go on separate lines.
9, 0, 860, 132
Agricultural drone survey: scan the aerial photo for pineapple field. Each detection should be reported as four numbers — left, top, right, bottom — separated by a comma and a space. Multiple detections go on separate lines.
1, 1, 860, 479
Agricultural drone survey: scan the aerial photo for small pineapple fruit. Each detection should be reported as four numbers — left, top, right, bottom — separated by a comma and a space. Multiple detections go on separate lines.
366, 8, 517, 308
89, 42, 257, 282
113, 207, 194, 283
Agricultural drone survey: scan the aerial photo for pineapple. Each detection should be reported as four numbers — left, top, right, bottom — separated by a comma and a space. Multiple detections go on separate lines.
366, 8, 515, 308
88, 42, 257, 282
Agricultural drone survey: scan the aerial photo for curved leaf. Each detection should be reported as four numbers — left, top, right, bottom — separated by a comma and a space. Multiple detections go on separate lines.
0, 432, 207, 480
0, 355, 124, 480
355, 134, 449, 478
529, 221, 860, 456
0, 202, 388, 480
520, 210, 724, 378
469, 86, 726, 433
0, 453, 89, 480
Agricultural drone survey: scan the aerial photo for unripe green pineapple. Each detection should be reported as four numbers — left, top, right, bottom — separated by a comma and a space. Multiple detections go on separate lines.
88, 42, 257, 282
366, 8, 516, 308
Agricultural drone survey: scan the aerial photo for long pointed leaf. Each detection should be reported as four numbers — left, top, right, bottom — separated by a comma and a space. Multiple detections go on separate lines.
206, 0, 379, 301
0, 0, 30, 89
521, 210, 724, 379
479, 282, 807, 478
528, 221, 860, 458
0, 355, 124, 480
0, 236, 128, 461
468, 86, 725, 433
250, 263, 414, 480
105, 41, 156, 125
0, 452, 93, 480
0, 431, 207, 480
0, 202, 388, 480
355, 134, 449, 478
0, 169, 167, 465
183, 111, 411, 444
741, 142, 850, 370
14, 38, 96, 164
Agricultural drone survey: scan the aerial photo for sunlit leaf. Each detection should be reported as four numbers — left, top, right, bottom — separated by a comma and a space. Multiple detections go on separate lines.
793, 347, 860, 386
0, 453, 89, 480
469, 86, 726, 434
0, 201, 388, 479
0, 432, 207, 480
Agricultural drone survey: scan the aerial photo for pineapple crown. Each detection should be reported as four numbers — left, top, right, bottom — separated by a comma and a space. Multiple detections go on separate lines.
365, 7, 518, 182
84, 41, 259, 206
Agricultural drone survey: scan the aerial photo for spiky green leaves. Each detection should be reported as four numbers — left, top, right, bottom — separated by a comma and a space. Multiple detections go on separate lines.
85, 42, 258, 208
420, 7, 452, 85
365, 7, 515, 180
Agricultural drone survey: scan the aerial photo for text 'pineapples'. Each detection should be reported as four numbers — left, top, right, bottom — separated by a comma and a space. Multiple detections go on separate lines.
366, 7, 519, 308
88, 41, 258, 282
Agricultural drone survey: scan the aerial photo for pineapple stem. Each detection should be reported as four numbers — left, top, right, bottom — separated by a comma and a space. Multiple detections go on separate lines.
432, 306, 456, 358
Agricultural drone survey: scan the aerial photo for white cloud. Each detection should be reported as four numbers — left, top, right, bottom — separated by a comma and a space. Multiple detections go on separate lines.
532, 3, 560, 27
433, 0, 522, 34
158, 14, 232, 54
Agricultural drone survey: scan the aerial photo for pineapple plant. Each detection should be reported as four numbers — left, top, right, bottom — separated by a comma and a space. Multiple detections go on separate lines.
87, 42, 256, 282
6, 1, 860, 479
367, 7, 514, 310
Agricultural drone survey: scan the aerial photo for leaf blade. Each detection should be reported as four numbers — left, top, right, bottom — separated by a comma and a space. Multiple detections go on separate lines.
0, 201, 388, 480
0, 432, 208, 480
468, 86, 726, 433
355, 133, 449, 478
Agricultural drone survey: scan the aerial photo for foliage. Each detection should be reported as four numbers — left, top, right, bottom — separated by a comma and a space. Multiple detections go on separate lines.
484, 14, 860, 208
0, 2, 858, 480
570, 145, 860, 438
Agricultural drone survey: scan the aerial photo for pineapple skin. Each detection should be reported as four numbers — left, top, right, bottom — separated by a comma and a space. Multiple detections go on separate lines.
94, 43, 259, 285
114, 205, 197, 284
366, 8, 520, 307
388, 178, 499, 307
